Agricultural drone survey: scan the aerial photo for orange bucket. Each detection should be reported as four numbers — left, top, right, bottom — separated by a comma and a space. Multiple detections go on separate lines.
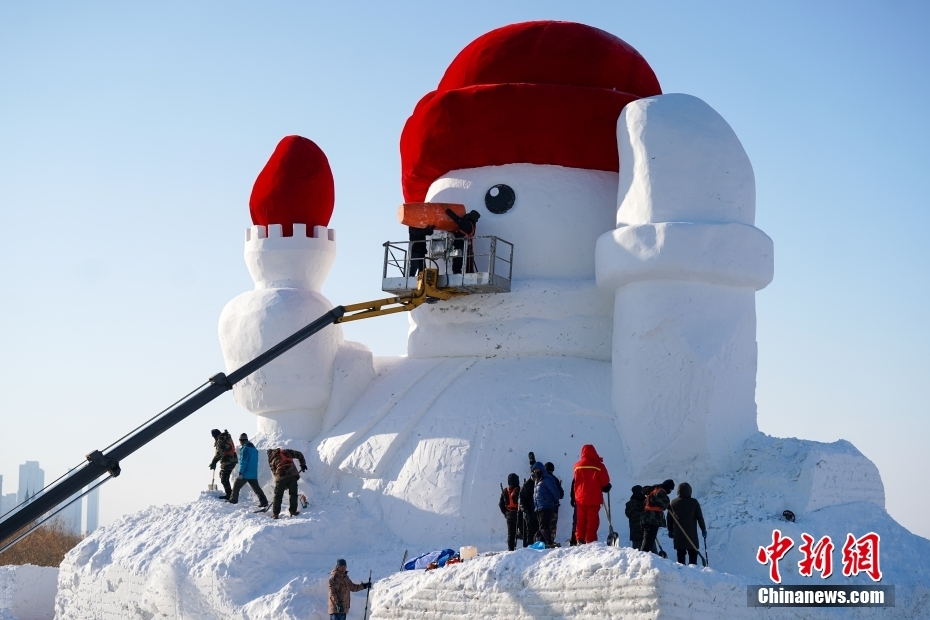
398, 202, 466, 231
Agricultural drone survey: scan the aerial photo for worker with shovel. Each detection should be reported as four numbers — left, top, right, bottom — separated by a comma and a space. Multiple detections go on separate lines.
667, 482, 708, 566
328, 558, 371, 620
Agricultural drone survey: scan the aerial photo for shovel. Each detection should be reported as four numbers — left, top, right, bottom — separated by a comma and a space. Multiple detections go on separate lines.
208, 470, 217, 492
604, 491, 620, 547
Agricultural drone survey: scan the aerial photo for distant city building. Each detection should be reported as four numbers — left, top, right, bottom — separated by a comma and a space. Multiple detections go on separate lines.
17, 461, 44, 504
58, 491, 83, 535
0, 493, 15, 516
85, 486, 100, 534
3, 461, 100, 533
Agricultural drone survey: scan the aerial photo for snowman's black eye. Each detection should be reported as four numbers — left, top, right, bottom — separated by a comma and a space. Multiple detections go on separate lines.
484, 184, 515, 214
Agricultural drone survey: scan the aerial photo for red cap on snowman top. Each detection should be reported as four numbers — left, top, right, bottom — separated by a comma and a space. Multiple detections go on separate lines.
250, 135, 335, 237
400, 21, 662, 203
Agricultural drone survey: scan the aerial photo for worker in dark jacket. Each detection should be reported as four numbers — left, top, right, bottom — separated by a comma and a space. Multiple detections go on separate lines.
445, 209, 480, 274
209, 429, 238, 499
531, 462, 560, 546
228, 433, 268, 508
572, 444, 611, 544
641, 479, 674, 555
545, 462, 564, 543
328, 558, 370, 620
406, 225, 434, 278
499, 473, 521, 551
519, 476, 538, 547
667, 482, 707, 565
266, 448, 307, 519
625, 485, 645, 550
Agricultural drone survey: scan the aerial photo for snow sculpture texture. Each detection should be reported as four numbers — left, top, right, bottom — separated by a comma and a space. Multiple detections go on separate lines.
56, 20, 930, 620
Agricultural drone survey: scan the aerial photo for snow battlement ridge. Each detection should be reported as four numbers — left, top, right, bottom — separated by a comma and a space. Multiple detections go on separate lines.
245, 223, 336, 243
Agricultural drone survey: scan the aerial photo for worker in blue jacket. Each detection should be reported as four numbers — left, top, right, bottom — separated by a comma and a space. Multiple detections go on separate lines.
531, 461, 561, 547
228, 433, 268, 508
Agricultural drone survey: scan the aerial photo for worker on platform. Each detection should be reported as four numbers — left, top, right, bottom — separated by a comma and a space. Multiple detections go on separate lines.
228, 433, 268, 509
209, 429, 238, 500
445, 208, 480, 274
328, 558, 371, 620
266, 447, 307, 519
406, 224, 434, 278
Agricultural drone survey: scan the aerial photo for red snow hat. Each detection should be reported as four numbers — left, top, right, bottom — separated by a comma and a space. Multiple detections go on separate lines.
250, 135, 335, 237
400, 21, 662, 202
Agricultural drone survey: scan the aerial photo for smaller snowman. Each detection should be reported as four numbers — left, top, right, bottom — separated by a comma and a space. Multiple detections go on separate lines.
218, 136, 344, 441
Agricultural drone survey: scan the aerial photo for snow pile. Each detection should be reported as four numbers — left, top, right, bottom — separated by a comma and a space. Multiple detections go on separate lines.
55, 492, 402, 620
0, 565, 57, 620
703, 433, 884, 528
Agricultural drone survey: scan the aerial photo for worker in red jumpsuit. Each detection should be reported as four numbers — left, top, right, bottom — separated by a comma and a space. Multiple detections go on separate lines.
572, 444, 611, 544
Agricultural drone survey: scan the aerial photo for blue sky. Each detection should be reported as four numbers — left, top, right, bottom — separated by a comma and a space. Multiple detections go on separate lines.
1, 2, 928, 539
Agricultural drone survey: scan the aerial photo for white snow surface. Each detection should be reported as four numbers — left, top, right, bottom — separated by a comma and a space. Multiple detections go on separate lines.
56, 433, 930, 618
373, 543, 921, 620
0, 565, 57, 620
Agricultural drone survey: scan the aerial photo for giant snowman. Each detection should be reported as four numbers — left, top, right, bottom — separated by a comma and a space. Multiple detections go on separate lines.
56, 21, 930, 620
219, 20, 778, 545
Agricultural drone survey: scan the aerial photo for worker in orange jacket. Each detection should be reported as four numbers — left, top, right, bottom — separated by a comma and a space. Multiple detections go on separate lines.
572, 444, 611, 544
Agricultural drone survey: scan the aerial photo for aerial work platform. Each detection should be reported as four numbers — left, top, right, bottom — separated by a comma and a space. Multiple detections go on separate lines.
381, 234, 513, 296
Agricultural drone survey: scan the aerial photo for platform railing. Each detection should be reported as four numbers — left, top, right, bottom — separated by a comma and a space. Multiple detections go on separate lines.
382, 235, 513, 295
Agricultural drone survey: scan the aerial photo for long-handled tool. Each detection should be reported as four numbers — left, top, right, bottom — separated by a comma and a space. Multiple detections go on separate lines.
654, 535, 668, 559
363, 569, 372, 620
667, 509, 707, 567
208, 470, 217, 492
703, 531, 709, 567
604, 491, 619, 547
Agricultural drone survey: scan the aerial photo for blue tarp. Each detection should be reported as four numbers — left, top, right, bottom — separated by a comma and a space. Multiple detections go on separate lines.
403, 548, 456, 570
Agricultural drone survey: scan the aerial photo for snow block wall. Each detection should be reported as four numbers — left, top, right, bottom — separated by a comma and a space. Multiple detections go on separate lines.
0, 565, 58, 620
371, 544, 897, 620
372, 545, 757, 620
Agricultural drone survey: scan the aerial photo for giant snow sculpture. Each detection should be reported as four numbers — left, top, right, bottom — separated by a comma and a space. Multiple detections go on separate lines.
218, 21, 777, 544
56, 20, 930, 620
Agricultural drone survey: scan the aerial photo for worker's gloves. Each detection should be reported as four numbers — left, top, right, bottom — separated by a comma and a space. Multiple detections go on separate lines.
601, 483, 612, 493
701, 529, 708, 538
365, 581, 373, 589
209, 464, 216, 470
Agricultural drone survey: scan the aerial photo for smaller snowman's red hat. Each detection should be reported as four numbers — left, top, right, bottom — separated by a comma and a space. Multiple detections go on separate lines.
250, 135, 335, 237
400, 21, 662, 202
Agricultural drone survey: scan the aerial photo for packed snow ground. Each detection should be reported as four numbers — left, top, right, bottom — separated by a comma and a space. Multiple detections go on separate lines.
55, 432, 930, 618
